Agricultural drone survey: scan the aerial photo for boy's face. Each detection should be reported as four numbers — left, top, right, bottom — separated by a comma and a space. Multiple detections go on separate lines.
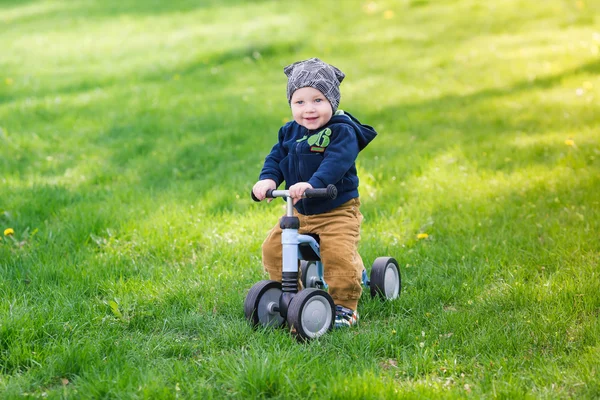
290, 87, 333, 130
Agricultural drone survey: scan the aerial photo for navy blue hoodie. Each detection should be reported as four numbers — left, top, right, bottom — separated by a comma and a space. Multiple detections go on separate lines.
259, 111, 377, 215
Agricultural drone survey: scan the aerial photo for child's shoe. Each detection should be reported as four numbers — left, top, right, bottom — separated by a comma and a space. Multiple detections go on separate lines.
334, 305, 359, 328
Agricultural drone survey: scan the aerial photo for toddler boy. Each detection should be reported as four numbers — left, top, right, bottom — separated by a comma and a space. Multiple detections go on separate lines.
252, 58, 377, 328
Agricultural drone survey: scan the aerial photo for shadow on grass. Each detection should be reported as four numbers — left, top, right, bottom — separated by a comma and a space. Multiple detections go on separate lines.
390, 57, 600, 125
0, 0, 271, 19
3, 53, 599, 241
0, 0, 38, 8
74, 0, 273, 16
0, 37, 302, 107
362, 57, 600, 176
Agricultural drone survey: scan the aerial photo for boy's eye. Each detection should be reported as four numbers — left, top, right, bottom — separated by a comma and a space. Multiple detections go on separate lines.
315, 98, 322, 103
295, 100, 304, 104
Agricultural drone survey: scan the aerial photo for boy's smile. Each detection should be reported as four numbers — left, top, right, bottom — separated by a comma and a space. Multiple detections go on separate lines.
290, 87, 333, 130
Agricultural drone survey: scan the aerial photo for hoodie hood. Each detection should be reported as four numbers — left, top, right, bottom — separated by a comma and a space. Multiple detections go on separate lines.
328, 110, 377, 151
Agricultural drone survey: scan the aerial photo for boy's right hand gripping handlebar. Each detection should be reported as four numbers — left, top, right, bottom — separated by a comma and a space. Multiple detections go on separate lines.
251, 184, 337, 202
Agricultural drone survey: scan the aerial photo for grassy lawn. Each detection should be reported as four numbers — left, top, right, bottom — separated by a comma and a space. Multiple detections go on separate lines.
1, 0, 599, 398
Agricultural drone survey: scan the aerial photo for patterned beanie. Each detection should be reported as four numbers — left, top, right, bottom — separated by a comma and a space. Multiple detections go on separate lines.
284, 58, 345, 113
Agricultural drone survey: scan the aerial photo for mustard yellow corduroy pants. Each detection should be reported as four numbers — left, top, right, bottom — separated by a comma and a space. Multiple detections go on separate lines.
261, 198, 364, 311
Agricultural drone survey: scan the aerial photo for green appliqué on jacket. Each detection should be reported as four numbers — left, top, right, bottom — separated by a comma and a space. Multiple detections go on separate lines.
296, 127, 332, 145
308, 127, 331, 152
296, 128, 332, 152
308, 128, 331, 147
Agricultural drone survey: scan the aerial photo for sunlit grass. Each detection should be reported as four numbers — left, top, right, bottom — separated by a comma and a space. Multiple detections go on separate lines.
1, 0, 599, 397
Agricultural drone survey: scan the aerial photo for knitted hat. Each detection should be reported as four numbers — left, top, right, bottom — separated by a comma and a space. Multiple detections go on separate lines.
284, 58, 345, 113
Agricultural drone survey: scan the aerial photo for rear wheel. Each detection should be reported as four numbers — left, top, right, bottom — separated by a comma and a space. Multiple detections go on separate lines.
244, 280, 285, 328
370, 257, 401, 300
287, 288, 335, 341
300, 261, 320, 289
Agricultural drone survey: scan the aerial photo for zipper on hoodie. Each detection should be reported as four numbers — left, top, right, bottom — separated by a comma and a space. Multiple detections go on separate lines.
295, 127, 308, 214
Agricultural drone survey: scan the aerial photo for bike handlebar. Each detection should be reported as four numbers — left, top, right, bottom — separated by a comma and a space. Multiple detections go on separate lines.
251, 184, 337, 202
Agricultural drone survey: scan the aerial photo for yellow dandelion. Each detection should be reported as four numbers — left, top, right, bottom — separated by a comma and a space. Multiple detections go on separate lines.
4, 228, 14, 236
383, 10, 395, 19
565, 139, 575, 146
417, 233, 429, 240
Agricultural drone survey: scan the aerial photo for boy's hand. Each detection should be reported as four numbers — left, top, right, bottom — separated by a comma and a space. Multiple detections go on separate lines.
253, 179, 277, 202
289, 182, 313, 205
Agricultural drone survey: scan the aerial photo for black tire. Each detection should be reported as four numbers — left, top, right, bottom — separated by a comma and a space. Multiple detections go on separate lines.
287, 289, 335, 341
300, 261, 320, 289
244, 280, 285, 328
370, 257, 401, 300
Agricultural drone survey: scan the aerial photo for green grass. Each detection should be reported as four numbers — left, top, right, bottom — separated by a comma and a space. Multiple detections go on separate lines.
1, 0, 599, 398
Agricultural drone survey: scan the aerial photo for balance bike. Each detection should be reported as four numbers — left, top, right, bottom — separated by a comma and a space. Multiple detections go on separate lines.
245, 185, 401, 341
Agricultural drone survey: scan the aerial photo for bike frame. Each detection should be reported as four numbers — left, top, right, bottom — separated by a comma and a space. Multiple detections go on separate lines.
273, 192, 327, 286
267, 190, 328, 316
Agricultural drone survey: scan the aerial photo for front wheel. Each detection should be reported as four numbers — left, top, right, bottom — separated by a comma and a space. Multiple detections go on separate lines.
244, 280, 285, 328
287, 289, 335, 341
370, 257, 401, 300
